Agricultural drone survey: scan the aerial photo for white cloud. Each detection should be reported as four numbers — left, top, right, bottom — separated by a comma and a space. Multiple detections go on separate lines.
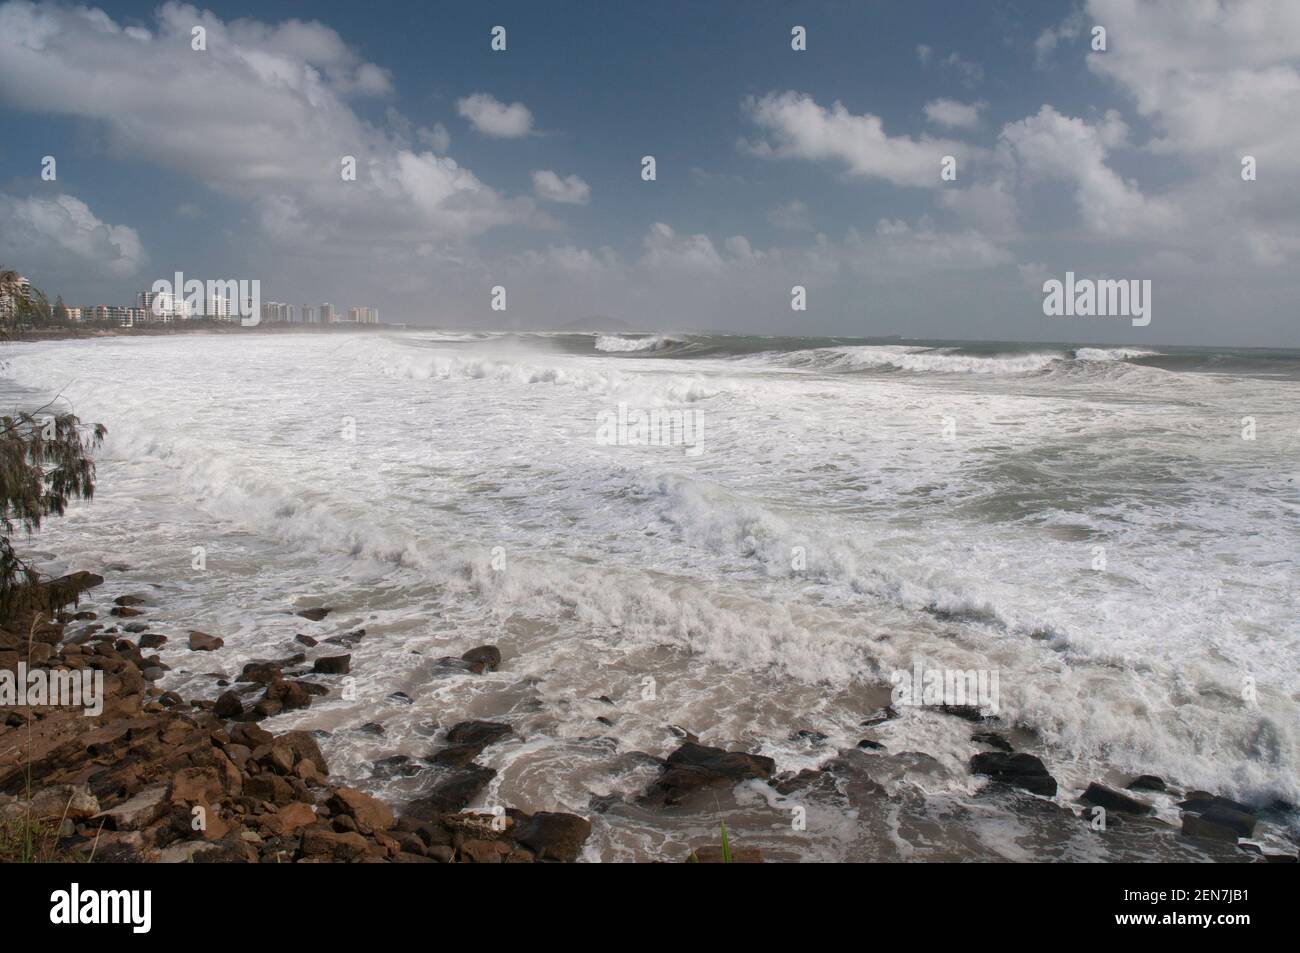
640, 222, 725, 273
456, 92, 534, 138
419, 123, 451, 153
923, 98, 986, 129
768, 199, 814, 231
531, 170, 591, 204
1034, 12, 1085, 67
998, 105, 1179, 238
0, 193, 145, 278
743, 91, 970, 188
0, 3, 536, 254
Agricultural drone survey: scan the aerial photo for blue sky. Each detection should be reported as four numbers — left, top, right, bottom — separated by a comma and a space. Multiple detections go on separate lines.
2, 0, 1298, 344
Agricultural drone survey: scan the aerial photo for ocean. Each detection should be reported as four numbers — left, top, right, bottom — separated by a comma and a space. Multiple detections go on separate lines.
4, 329, 1297, 860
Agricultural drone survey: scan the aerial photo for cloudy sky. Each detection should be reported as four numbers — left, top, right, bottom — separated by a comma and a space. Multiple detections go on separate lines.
0, 0, 1297, 345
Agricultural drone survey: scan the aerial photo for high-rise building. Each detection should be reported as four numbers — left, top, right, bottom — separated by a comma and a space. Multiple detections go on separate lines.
348, 306, 379, 325
321, 303, 338, 324
301, 304, 316, 324
138, 290, 189, 321
0, 274, 32, 320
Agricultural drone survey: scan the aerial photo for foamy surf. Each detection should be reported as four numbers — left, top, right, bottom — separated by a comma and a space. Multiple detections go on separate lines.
3, 329, 1296, 860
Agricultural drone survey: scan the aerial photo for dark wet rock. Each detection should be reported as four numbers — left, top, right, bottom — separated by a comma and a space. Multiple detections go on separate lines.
325, 629, 365, 648
970, 751, 1057, 797
313, 654, 351, 675
1183, 810, 1254, 842
296, 607, 332, 621
972, 731, 1014, 753
356, 722, 386, 737
596, 695, 614, 705
860, 705, 899, 727
856, 738, 886, 750
213, 690, 244, 719
667, 725, 699, 743
792, 729, 828, 746
123, 622, 149, 634
1179, 794, 1256, 840
113, 595, 148, 607
404, 765, 496, 820
295, 634, 318, 647
644, 741, 776, 805
138, 632, 167, 649
188, 631, 224, 652
1081, 782, 1153, 816
1127, 774, 1166, 792
434, 720, 512, 765
110, 606, 144, 618
511, 811, 591, 863
1179, 792, 1253, 815
239, 661, 283, 685
372, 755, 425, 779
941, 704, 997, 723
460, 645, 501, 673
431, 656, 477, 675
387, 691, 413, 705
770, 768, 837, 797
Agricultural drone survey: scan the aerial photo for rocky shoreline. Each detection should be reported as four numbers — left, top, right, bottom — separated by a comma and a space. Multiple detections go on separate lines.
2, 569, 1296, 863
0, 572, 590, 863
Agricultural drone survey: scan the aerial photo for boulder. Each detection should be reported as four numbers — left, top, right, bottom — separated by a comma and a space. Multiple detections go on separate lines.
296, 607, 332, 622
1126, 774, 1167, 792
313, 655, 351, 675
646, 741, 776, 805
404, 765, 496, 820
92, 783, 169, 831
1080, 781, 1153, 816
511, 811, 591, 862
188, 631, 224, 652
460, 645, 501, 674
213, 690, 243, 719
970, 752, 1057, 797
327, 787, 395, 834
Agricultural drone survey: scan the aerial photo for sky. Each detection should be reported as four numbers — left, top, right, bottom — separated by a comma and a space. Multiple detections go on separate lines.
0, 0, 1298, 346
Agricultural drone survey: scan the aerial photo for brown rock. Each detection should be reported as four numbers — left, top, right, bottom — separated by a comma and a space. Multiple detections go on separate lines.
313, 654, 350, 675
328, 786, 395, 834
213, 690, 243, 718
261, 801, 317, 839
460, 645, 502, 673
188, 631, 224, 652
512, 811, 592, 863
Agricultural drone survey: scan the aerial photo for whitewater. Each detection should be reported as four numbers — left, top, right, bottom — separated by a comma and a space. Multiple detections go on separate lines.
3, 330, 1297, 860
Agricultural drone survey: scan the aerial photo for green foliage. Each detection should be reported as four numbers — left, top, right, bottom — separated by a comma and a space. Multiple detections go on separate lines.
0, 411, 105, 620
0, 272, 106, 621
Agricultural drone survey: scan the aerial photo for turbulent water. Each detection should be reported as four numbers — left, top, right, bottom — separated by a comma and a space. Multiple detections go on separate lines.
4, 330, 1298, 861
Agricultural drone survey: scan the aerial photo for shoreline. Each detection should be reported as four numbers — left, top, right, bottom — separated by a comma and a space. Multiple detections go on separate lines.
2, 564, 1294, 863
5, 323, 406, 344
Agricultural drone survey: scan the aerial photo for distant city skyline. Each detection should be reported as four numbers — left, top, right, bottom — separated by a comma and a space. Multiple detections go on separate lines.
1, 1, 1298, 345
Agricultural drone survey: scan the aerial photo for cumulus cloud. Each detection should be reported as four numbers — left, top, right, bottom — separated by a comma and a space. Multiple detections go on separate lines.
0, 193, 146, 278
456, 92, 534, 138
640, 222, 726, 273
923, 98, 986, 129
998, 105, 1179, 238
743, 91, 970, 188
531, 170, 591, 204
0, 2, 537, 253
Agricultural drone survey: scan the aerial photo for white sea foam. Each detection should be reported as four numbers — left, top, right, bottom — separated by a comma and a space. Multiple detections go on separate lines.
3, 330, 1296, 854
594, 333, 683, 353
